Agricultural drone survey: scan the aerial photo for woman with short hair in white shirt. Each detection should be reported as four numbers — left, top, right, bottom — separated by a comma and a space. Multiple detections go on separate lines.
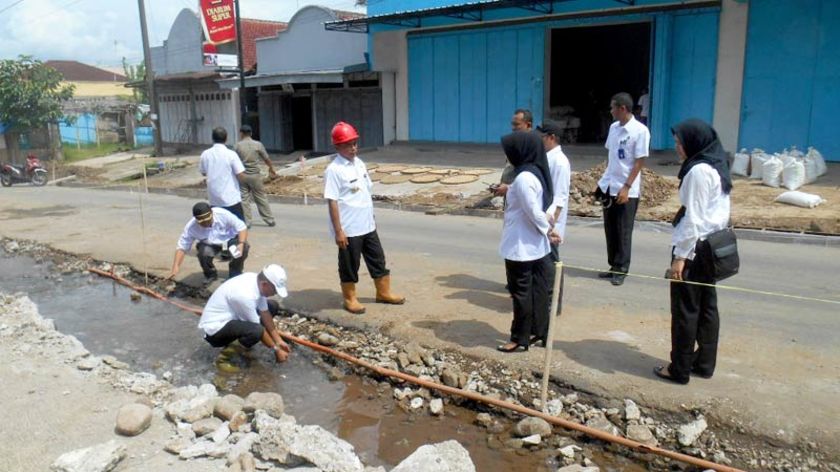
655, 119, 732, 384
497, 131, 558, 353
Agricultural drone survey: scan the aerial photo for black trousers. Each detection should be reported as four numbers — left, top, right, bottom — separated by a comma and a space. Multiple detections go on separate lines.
670, 241, 719, 381
215, 202, 245, 223
196, 237, 249, 278
203, 301, 280, 348
603, 196, 639, 273
338, 230, 389, 283
505, 254, 553, 345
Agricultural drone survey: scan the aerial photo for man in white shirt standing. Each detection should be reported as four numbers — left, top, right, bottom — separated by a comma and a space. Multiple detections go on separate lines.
198, 264, 291, 367
638, 88, 650, 126
536, 119, 571, 262
200, 127, 246, 222
597, 92, 650, 286
166, 202, 249, 282
324, 121, 404, 314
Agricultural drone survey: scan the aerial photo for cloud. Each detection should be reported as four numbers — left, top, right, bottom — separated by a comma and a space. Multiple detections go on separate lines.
0, 0, 364, 67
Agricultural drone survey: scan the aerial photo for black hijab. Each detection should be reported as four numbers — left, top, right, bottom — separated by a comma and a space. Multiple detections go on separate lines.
671, 119, 733, 194
501, 131, 554, 211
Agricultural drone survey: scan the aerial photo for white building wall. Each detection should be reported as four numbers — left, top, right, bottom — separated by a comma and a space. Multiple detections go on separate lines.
372, 30, 409, 141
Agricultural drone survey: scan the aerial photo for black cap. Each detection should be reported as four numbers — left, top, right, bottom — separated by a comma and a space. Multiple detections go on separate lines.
192, 202, 213, 222
240, 124, 253, 134
536, 119, 564, 137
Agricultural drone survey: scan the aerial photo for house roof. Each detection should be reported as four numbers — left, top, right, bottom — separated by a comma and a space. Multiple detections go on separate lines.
45, 60, 128, 82
241, 18, 287, 71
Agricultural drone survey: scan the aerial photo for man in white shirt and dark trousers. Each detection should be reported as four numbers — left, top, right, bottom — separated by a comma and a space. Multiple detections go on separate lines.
200, 127, 246, 222
324, 121, 404, 314
597, 92, 650, 286
654, 119, 732, 385
536, 120, 571, 262
198, 264, 291, 367
166, 202, 249, 282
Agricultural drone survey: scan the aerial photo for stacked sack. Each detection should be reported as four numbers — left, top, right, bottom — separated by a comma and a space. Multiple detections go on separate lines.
735, 147, 828, 191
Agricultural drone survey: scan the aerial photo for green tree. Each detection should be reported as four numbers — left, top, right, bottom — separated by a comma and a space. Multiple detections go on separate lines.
0, 56, 74, 162
122, 57, 148, 104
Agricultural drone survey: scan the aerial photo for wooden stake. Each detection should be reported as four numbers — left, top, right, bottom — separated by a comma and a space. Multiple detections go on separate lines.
540, 261, 563, 411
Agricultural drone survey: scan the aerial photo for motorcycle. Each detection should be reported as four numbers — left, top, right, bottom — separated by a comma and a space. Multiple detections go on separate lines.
1, 153, 48, 187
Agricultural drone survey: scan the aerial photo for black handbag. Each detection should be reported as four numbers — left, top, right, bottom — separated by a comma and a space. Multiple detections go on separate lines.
704, 227, 739, 282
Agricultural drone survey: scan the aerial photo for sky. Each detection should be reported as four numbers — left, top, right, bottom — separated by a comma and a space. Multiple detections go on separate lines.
0, 0, 366, 69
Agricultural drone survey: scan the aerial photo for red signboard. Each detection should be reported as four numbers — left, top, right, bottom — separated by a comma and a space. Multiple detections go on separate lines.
199, 0, 237, 45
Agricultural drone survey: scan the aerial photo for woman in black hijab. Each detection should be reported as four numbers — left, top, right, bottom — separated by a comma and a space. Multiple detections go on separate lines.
497, 131, 557, 352
654, 119, 732, 384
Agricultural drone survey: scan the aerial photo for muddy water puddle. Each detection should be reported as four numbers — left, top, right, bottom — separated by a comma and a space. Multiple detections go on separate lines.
0, 251, 644, 470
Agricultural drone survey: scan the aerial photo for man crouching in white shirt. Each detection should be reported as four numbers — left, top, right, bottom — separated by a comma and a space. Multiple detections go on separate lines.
198, 264, 291, 367
166, 202, 249, 282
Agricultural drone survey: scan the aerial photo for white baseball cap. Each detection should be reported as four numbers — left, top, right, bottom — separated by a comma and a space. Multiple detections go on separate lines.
262, 264, 288, 298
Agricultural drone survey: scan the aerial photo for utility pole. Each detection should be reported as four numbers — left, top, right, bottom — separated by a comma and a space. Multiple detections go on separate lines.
137, 0, 163, 157
234, 0, 247, 125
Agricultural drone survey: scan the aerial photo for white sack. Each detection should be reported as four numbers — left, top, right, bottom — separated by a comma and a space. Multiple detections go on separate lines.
732, 149, 750, 177
749, 150, 769, 179
762, 156, 783, 188
782, 159, 806, 190
775, 191, 825, 208
806, 147, 828, 176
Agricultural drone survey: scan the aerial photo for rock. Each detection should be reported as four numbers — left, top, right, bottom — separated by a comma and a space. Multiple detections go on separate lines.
558, 445, 580, 459
244, 392, 285, 419
396, 352, 411, 370
624, 399, 641, 421
404, 342, 426, 365
503, 438, 523, 449
316, 333, 339, 347
544, 399, 563, 417
391, 440, 476, 472
393, 388, 411, 401
513, 417, 552, 437
253, 412, 299, 464
5, 241, 19, 252
421, 352, 436, 367
212, 423, 231, 443
429, 398, 444, 416
677, 416, 708, 447
215, 394, 245, 421
229, 411, 251, 432
179, 439, 225, 460
562, 393, 578, 405
193, 417, 224, 436
164, 438, 192, 455
441, 367, 462, 388
286, 424, 364, 472
626, 425, 658, 446
475, 413, 493, 428
51, 439, 126, 472
77, 357, 101, 371
226, 432, 260, 465
165, 389, 217, 424
410, 397, 424, 409
556, 465, 600, 472
114, 403, 152, 437
101, 355, 129, 370
521, 434, 541, 446
584, 415, 622, 437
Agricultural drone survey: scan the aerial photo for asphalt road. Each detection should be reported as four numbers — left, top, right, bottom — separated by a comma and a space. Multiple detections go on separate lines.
0, 185, 837, 454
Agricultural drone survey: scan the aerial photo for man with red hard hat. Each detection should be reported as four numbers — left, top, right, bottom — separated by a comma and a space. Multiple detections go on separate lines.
323, 121, 405, 314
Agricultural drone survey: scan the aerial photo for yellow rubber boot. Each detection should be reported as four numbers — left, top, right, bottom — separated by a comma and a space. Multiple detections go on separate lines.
341, 283, 366, 314
374, 275, 405, 304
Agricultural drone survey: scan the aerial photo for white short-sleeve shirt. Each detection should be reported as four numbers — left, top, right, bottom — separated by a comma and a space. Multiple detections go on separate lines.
499, 171, 551, 262
176, 207, 246, 252
200, 143, 245, 207
546, 145, 571, 240
323, 154, 376, 238
198, 272, 268, 336
598, 116, 650, 198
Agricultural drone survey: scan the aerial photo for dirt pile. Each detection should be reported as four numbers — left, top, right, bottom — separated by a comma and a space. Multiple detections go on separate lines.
570, 163, 677, 209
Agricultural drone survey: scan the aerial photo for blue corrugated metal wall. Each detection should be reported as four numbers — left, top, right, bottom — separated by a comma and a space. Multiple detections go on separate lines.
59, 114, 98, 145
740, 0, 840, 161
408, 26, 544, 142
408, 9, 718, 148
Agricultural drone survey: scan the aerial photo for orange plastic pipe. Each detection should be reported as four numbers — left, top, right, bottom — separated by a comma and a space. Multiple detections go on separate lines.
88, 268, 744, 472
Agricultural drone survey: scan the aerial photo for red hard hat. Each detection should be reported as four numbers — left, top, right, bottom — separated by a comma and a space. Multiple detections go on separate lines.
331, 121, 359, 145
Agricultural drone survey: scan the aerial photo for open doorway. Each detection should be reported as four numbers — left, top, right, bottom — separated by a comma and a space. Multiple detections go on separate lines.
548, 22, 651, 144
291, 95, 313, 150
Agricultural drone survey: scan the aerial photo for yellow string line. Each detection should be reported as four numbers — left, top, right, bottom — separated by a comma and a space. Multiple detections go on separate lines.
561, 263, 840, 305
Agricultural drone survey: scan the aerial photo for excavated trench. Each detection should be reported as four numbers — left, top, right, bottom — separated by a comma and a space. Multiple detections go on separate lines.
0, 248, 646, 471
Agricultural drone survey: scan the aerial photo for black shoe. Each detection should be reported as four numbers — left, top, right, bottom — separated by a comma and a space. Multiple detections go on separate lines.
598, 270, 614, 278
204, 273, 218, 283
529, 335, 546, 348
653, 365, 689, 385
610, 274, 626, 286
691, 367, 714, 379
266, 221, 276, 227
496, 342, 529, 353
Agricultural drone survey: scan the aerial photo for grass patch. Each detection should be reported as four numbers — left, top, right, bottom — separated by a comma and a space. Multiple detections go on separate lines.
62, 143, 132, 162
